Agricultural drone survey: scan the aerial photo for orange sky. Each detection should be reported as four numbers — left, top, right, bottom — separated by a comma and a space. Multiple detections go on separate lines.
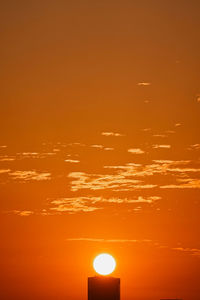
1, 1, 200, 300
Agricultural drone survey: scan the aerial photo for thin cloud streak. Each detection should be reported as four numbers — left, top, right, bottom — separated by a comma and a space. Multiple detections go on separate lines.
66, 237, 152, 243
137, 82, 151, 86
9, 170, 51, 181
153, 144, 171, 149
172, 247, 200, 256
101, 132, 124, 137
0, 156, 15, 162
188, 144, 200, 150
66, 238, 200, 257
90, 144, 104, 149
64, 159, 80, 163
11, 210, 34, 216
68, 171, 156, 191
160, 179, 200, 189
50, 197, 101, 213
68, 160, 200, 191
49, 196, 161, 213
128, 148, 145, 154
0, 169, 11, 174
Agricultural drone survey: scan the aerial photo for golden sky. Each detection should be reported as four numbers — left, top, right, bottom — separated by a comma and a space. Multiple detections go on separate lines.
1, 1, 200, 300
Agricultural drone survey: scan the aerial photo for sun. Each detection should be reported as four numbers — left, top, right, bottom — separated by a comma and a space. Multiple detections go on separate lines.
93, 253, 116, 276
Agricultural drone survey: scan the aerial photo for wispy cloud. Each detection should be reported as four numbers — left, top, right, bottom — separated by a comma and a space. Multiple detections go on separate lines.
153, 160, 200, 173
153, 134, 167, 138
53, 148, 61, 152
68, 169, 157, 191
68, 142, 86, 147
11, 210, 34, 217
67, 160, 200, 192
165, 130, 175, 134
66, 238, 200, 258
0, 152, 61, 162
188, 144, 200, 150
153, 160, 190, 165
133, 206, 142, 212
137, 82, 151, 86
66, 237, 152, 243
49, 195, 161, 213
90, 144, 104, 149
90, 144, 114, 151
128, 148, 145, 154
153, 144, 171, 149
101, 132, 124, 137
160, 178, 200, 189
141, 128, 151, 132
0, 156, 15, 162
96, 196, 161, 204
172, 247, 200, 257
50, 197, 101, 213
167, 167, 200, 173
104, 163, 141, 169
20, 152, 39, 156
17, 152, 57, 159
9, 170, 51, 181
64, 159, 80, 163
0, 169, 10, 174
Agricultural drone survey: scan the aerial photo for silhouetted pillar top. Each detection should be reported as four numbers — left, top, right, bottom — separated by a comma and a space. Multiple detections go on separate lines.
88, 276, 120, 300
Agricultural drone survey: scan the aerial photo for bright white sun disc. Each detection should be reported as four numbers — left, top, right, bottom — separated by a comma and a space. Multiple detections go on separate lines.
93, 253, 116, 275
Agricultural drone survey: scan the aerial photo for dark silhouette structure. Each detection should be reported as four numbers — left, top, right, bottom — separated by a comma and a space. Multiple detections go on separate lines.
88, 276, 120, 300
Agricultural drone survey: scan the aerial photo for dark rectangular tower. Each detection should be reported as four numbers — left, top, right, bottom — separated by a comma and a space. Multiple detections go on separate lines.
88, 276, 120, 300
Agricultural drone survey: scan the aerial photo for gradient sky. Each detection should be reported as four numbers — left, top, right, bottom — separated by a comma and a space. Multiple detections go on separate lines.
1, 1, 200, 300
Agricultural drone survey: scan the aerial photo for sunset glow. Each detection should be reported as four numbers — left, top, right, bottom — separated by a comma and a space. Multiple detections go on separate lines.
1, 1, 200, 300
